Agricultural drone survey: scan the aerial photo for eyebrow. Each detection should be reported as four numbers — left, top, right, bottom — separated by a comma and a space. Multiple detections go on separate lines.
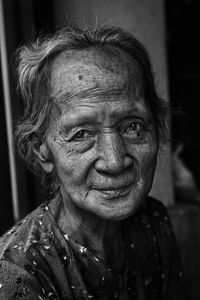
60, 113, 100, 132
60, 107, 152, 132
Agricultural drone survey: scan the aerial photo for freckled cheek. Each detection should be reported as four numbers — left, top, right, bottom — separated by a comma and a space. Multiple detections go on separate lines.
128, 142, 158, 173
52, 146, 97, 183
140, 147, 158, 176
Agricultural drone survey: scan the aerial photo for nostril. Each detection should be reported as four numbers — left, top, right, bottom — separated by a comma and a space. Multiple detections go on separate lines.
95, 155, 133, 175
95, 158, 119, 174
96, 162, 133, 178
124, 156, 133, 169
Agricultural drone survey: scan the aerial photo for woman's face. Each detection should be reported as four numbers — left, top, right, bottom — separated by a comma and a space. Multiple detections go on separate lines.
43, 47, 159, 221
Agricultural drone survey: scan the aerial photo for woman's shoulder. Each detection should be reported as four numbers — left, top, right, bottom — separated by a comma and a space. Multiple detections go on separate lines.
126, 200, 187, 299
134, 196, 172, 224
0, 202, 53, 299
145, 196, 170, 215
0, 201, 50, 260
145, 197, 174, 233
128, 196, 175, 245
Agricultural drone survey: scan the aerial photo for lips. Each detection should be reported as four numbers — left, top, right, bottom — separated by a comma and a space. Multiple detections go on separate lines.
90, 174, 135, 197
93, 184, 131, 191
92, 184, 132, 199
91, 177, 134, 191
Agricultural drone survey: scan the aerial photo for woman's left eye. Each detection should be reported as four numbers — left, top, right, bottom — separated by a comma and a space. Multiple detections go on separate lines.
72, 130, 93, 141
123, 122, 145, 136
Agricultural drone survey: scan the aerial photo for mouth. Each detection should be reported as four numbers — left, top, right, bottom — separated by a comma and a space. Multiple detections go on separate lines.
93, 184, 132, 199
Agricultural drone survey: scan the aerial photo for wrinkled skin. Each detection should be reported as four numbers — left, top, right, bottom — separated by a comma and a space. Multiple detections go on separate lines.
40, 46, 159, 225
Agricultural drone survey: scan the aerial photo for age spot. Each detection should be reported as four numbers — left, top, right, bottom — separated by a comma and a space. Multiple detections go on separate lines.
78, 75, 83, 80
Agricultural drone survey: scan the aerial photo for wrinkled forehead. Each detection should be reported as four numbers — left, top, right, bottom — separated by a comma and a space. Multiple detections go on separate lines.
50, 46, 144, 103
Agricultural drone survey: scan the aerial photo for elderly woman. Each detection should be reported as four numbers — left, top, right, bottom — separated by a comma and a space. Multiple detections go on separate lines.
0, 26, 187, 300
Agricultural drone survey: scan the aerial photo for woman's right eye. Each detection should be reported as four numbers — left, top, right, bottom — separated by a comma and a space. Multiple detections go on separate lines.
71, 129, 93, 141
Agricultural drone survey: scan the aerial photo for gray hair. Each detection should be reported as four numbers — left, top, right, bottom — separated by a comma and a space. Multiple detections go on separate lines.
15, 25, 166, 194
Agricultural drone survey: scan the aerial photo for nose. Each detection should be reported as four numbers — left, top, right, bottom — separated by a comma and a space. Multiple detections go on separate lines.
95, 132, 133, 175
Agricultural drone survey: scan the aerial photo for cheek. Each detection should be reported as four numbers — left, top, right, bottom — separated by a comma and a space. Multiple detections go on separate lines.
139, 144, 158, 176
53, 146, 76, 176
50, 141, 96, 185
129, 141, 158, 174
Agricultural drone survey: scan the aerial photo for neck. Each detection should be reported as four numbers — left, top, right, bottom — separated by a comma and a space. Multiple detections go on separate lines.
54, 192, 125, 271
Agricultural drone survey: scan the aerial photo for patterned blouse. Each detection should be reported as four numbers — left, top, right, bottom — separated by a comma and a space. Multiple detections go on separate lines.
0, 196, 187, 300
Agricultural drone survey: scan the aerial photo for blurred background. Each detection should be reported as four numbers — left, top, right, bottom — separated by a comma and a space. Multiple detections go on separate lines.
0, 0, 200, 299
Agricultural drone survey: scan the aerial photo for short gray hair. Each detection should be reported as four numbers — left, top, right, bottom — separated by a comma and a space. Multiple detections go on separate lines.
15, 25, 166, 194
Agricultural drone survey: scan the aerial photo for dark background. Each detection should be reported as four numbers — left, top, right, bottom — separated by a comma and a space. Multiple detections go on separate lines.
166, 0, 200, 187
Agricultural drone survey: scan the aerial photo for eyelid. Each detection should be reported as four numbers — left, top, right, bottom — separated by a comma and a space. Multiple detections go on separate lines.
120, 118, 145, 130
69, 128, 95, 142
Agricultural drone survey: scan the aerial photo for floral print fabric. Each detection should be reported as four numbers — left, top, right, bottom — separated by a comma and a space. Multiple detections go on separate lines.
0, 197, 187, 299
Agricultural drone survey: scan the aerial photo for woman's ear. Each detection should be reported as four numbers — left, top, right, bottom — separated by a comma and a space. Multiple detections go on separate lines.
33, 142, 54, 173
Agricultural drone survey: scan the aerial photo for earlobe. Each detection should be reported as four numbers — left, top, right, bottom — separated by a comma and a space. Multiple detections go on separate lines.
40, 160, 54, 173
34, 143, 54, 173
